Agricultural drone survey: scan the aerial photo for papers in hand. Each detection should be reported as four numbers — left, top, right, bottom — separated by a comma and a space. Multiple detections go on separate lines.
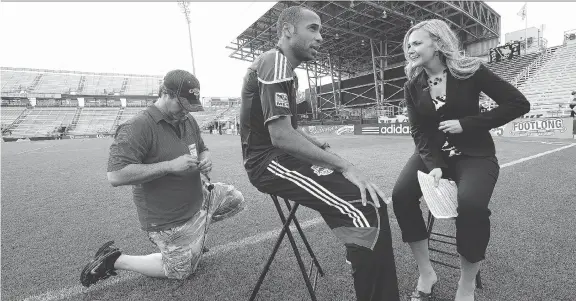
417, 171, 458, 219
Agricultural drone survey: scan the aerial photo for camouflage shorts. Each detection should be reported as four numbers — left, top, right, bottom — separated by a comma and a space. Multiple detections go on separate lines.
147, 182, 244, 279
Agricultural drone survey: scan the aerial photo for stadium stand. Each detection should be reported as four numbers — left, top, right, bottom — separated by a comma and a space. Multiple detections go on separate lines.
67, 107, 120, 135
81, 75, 124, 95
480, 44, 574, 117
191, 107, 232, 129
1, 70, 37, 93
486, 52, 541, 83
123, 77, 161, 95
3, 41, 573, 139
1, 107, 27, 128
107, 107, 145, 133
35, 73, 82, 94
218, 106, 240, 122
8, 107, 77, 138
518, 44, 576, 117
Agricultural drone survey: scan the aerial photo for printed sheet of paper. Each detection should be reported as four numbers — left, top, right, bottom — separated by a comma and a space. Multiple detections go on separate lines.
417, 171, 458, 219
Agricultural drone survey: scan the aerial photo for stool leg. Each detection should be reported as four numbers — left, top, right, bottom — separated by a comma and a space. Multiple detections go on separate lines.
427, 211, 485, 290
274, 198, 318, 301
426, 211, 435, 245
283, 198, 325, 277
476, 271, 482, 289
249, 197, 299, 301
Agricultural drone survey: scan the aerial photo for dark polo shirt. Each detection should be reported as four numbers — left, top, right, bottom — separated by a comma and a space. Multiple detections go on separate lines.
107, 105, 207, 232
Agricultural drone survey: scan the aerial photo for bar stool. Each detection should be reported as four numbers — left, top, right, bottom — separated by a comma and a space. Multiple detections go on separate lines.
426, 211, 482, 289
249, 195, 325, 301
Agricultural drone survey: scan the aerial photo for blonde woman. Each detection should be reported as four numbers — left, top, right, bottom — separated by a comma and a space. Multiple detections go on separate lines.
391, 20, 530, 301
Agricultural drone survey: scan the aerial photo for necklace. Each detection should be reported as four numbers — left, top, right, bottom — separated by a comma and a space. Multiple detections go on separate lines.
427, 69, 447, 86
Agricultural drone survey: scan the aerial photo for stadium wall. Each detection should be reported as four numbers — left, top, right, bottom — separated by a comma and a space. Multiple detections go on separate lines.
350, 117, 575, 140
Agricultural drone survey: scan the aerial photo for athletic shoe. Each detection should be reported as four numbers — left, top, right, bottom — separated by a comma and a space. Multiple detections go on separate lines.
80, 241, 122, 287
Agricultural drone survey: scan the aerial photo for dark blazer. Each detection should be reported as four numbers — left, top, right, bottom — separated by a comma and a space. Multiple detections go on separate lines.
404, 64, 530, 171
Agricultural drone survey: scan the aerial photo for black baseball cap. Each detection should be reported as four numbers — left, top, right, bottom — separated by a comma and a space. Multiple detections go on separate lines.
162, 69, 204, 112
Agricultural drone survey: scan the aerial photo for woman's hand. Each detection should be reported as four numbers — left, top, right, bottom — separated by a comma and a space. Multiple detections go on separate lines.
429, 168, 442, 187
439, 120, 463, 134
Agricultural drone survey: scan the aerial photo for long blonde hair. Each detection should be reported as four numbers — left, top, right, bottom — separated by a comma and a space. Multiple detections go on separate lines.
403, 19, 483, 80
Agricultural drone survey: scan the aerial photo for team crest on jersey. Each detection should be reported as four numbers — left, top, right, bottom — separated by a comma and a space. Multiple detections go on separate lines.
275, 92, 289, 108
311, 165, 333, 176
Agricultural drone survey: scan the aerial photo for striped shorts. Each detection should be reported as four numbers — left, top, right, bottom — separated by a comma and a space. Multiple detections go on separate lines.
254, 155, 385, 251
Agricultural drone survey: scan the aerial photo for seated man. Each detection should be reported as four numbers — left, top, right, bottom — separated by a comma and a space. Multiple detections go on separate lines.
80, 70, 245, 287
239, 6, 399, 301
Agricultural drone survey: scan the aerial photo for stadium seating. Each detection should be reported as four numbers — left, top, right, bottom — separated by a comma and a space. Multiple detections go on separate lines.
35, 73, 82, 94
68, 107, 121, 135
9, 107, 77, 137
123, 77, 161, 95
215, 106, 240, 122
81, 75, 124, 95
518, 44, 576, 116
1, 107, 27, 128
192, 107, 234, 129
481, 46, 573, 116
486, 52, 541, 83
2, 42, 572, 138
1, 70, 38, 93
113, 107, 145, 128
1, 68, 163, 96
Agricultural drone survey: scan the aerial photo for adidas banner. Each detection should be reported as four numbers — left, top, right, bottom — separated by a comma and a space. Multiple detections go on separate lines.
354, 123, 411, 136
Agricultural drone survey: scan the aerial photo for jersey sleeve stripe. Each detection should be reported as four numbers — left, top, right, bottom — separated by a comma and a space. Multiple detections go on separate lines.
257, 77, 292, 85
274, 51, 291, 82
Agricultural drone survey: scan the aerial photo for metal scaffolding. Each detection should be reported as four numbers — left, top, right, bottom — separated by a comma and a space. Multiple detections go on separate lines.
227, 1, 501, 119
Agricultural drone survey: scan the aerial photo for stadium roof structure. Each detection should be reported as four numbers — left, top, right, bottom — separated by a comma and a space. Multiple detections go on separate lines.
227, 1, 501, 118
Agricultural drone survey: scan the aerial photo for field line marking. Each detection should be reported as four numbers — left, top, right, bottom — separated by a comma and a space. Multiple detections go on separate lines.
22, 142, 576, 301
499, 143, 575, 168
23, 217, 325, 301
39, 147, 108, 154
15, 145, 55, 155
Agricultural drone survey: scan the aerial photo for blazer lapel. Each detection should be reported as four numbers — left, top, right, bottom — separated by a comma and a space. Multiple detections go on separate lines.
444, 70, 454, 108
413, 71, 439, 118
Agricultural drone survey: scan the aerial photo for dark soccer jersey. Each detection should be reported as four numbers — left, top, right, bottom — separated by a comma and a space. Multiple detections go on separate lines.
240, 47, 298, 181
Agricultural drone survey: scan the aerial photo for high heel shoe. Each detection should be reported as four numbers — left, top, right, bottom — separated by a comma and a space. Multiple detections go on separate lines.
408, 282, 436, 301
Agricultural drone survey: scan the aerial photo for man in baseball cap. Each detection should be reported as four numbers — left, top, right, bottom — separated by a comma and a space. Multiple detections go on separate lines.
161, 69, 204, 114
80, 69, 245, 287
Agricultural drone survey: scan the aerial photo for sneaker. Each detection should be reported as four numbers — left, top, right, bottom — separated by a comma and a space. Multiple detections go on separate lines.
211, 192, 245, 223
80, 241, 122, 287
94, 240, 115, 258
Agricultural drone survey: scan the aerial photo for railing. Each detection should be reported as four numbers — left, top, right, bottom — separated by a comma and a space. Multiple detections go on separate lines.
511, 52, 545, 88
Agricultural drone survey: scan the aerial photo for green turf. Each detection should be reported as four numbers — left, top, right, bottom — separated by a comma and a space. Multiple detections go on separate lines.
1, 135, 574, 301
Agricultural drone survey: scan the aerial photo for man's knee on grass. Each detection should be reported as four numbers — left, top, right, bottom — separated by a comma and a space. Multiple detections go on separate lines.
162, 248, 203, 280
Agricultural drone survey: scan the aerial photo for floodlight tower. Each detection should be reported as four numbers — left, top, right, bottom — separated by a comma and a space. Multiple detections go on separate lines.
178, 1, 196, 75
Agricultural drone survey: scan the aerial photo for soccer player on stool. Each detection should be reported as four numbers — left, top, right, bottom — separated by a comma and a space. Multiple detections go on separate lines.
80, 70, 245, 287
391, 20, 530, 300
239, 6, 400, 301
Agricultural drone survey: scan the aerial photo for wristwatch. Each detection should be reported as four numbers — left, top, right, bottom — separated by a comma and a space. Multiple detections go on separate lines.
320, 142, 330, 150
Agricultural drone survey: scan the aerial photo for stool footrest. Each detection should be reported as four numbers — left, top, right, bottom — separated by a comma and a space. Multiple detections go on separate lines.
426, 211, 483, 289
429, 247, 459, 257
430, 232, 457, 240
430, 237, 458, 246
